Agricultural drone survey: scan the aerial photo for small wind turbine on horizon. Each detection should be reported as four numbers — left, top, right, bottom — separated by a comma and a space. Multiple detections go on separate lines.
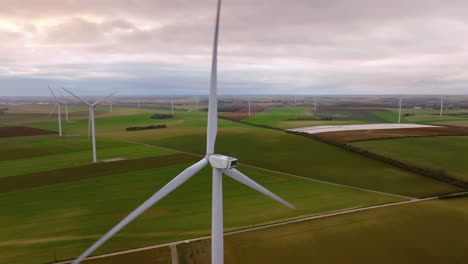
314, 96, 318, 112
56, 89, 70, 122
69, 1, 294, 263
248, 96, 251, 116
47, 87, 63, 137
63, 88, 118, 163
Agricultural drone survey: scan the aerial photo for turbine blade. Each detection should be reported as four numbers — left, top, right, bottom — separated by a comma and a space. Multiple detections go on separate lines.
92, 90, 119, 106
48, 103, 58, 119
48, 86, 58, 101
206, 0, 222, 154
223, 168, 295, 209
62, 88, 91, 106
71, 158, 208, 264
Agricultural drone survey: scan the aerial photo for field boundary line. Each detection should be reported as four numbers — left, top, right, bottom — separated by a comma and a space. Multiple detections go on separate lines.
55, 193, 467, 264
120, 139, 416, 200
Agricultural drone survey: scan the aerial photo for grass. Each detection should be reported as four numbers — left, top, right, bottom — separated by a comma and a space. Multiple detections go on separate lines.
0, 161, 401, 263
179, 197, 468, 264
0, 135, 175, 177
107, 122, 458, 197
351, 136, 468, 182
242, 107, 315, 128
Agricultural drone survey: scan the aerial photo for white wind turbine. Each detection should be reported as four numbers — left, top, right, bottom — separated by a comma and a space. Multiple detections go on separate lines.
63, 89, 118, 163
57, 89, 70, 121
47, 87, 63, 137
69, 1, 294, 263
248, 96, 251, 116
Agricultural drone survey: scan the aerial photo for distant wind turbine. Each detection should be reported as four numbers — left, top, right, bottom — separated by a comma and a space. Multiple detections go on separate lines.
69, 1, 293, 263
47, 87, 62, 137
55, 89, 70, 122
197, 96, 199, 111
248, 96, 251, 116
63, 89, 118, 163
314, 96, 318, 111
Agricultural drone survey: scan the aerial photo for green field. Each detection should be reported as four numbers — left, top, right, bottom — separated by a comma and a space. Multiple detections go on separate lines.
352, 136, 468, 182
179, 197, 468, 264
0, 104, 464, 263
242, 107, 315, 128
108, 123, 457, 197
0, 157, 401, 263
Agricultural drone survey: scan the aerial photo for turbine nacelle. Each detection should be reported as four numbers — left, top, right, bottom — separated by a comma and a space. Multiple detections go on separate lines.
208, 154, 238, 169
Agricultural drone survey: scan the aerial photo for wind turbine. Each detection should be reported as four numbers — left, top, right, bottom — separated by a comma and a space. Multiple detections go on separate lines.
109, 100, 112, 113
314, 96, 318, 112
57, 89, 70, 122
69, 1, 294, 263
440, 97, 444, 116
47, 87, 62, 137
248, 96, 251, 116
197, 96, 199, 111
63, 89, 118, 163
398, 98, 402, 124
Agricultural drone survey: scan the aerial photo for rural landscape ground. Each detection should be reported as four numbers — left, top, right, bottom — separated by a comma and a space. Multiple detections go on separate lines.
0, 96, 467, 264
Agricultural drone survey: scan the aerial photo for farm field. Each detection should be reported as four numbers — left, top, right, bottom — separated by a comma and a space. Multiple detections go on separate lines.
0, 104, 465, 264
313, 126, 468, 143
178, 197, 468, 264
0, 157, 401, 263
106, 121, 456, 197
22, 106, 456, 198
0, 136, 175, 177
241, 107, 315, 128
352, 136, 468, 182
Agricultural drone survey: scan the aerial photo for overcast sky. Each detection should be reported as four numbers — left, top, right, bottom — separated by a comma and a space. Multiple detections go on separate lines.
0, 0, 468, 96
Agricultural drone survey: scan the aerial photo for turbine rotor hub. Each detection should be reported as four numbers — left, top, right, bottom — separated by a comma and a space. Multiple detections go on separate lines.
208, 154, 238, 169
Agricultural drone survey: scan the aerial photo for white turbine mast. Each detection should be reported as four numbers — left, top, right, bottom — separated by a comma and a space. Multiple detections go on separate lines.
248, 96, 251, 116
63, 88, 118, 163
314, 96, 318, 111
48, 86, 63, 137
69, 1, 294, 263
57, 89, 70, 122
197, 96, 199, 111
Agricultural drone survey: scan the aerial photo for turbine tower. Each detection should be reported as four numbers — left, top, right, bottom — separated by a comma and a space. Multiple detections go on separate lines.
69, 1, 293, 263
248, 96, 251, 116
314, 96, 317, 111
48, 87, 63, 137
197, 96, 199, 111
63, 89, 118, 163
398, 98, 402, 124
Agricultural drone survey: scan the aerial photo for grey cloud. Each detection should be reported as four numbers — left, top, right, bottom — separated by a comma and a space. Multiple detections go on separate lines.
1, 0, 468, 95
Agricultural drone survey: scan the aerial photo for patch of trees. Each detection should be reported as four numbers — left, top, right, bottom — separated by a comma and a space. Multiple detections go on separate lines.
151, 114, 173, 119
0, 108, 8, 114
126, 124, 166, 131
